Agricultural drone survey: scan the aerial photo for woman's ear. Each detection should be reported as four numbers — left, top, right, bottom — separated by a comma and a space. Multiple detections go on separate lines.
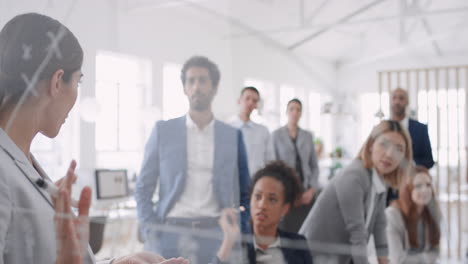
281, 204, 291, 217
48, 69, 65, 98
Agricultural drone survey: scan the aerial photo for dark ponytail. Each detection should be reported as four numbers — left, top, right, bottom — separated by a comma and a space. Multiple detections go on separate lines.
0, 13, 83, 109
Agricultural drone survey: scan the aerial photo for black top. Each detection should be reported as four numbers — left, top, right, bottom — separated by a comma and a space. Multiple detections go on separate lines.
214, 229, 313, 264
291, 137, 304, 186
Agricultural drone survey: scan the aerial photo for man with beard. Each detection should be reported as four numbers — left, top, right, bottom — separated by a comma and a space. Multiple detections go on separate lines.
390, 88, 434, 169
135, 56, 250, 264
386, 88, 435, 207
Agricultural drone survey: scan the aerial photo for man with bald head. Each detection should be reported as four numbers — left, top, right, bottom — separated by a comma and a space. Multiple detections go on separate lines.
391, 87, 434, 169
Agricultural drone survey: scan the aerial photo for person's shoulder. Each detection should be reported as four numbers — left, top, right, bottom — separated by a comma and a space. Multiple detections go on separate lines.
272, 126, 286, 136
278, 229, 307, 241
300, 128, 314, 138
227, 115, 242, 127
153, 116, 184, 128
341, 159, 369, 177
250, 121, 270, 133
385, 205, 401, 216
385, 205, 404, 226
334, 159, 371, 186
409, 118, 428, 129
0, 148, 15, 185
216, 119, 238, 131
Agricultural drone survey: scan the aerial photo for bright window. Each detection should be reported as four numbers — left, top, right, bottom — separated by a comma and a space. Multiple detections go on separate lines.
359, 92, 389, 143
95, 51, 152, 172
163, 63, 188, 120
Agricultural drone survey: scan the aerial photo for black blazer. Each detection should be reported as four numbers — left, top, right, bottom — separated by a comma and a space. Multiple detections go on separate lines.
215, 229, 313, 264
408, 119, 434, 169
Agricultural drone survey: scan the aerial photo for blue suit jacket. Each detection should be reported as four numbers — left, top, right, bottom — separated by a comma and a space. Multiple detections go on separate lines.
135, 116, 251, 232
408, 119, 434, 169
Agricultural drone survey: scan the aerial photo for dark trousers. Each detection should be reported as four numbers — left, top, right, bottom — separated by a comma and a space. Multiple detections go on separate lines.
279, 191, 320, 233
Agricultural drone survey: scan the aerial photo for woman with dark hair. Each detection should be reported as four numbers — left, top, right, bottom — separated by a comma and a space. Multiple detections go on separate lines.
0, 13, 187, 264
215, 161, 313, 263
300, 120, 413, 264
271, 98, 320, 233
386, 166, 441, 264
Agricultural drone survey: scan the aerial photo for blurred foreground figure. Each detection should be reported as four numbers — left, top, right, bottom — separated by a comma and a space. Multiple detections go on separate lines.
0, 12, 187, 264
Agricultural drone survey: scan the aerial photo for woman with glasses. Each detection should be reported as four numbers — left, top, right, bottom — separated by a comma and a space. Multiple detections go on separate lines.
299, 120, 412, 264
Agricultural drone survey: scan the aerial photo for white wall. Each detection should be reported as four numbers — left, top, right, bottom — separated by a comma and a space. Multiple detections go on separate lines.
0, 1, 336, 177
114, 3, 336, 120
336, 54, 468, 157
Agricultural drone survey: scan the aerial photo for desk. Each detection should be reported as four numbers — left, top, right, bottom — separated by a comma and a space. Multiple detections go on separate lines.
90, 198, 143, 259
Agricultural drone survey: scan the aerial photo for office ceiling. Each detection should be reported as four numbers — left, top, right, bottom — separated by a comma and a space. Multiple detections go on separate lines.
122, 0, 468, 65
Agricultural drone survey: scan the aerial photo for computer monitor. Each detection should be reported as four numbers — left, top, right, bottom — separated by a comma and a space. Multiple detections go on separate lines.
95, 169, 129, 199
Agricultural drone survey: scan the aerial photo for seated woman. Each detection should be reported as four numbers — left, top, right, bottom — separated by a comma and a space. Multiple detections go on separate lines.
386, 166, 441, 264
299, 120, 412, 264
215, 161, 313, 264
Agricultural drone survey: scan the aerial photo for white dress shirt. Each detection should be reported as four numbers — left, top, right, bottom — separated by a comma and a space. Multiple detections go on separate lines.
229, 115, 273, 177
366, 169, 387, 229
167, 114, 220, 218
253, 236, 286, 264
400, 116, 409, 131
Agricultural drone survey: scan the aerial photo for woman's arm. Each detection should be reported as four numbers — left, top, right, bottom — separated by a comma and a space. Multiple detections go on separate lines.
334, 169, 368, 264
385, 208, 407, 264
216, 209, 241, 263
0, 167, 12, 264
373, 201, 388, 258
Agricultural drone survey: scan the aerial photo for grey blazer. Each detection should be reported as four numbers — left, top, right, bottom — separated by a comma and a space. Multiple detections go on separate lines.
0, 128, 95, 264
271, 126, 319, 190
385, 206, 439, 264
299, 159, 388, 264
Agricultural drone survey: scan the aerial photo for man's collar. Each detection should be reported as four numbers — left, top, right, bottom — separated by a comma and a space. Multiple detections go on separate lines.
401, 116, 409, 129
234, 115, 253, 128
185, 113, 214, 131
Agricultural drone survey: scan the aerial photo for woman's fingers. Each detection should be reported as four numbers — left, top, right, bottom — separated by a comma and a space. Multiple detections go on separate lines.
78, 186, 92, 218
159, 257, 190, 264
63, 160, 77, 192
226, 210, 238, 224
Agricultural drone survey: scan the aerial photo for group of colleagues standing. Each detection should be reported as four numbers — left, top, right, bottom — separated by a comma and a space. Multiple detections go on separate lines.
135, 55, 441, 264
134, 55, 321, 263
0, 12, 442, 264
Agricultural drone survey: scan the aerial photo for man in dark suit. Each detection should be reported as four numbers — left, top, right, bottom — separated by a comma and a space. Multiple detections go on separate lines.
386, 88, 435, 206
391, 88, 435, 169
